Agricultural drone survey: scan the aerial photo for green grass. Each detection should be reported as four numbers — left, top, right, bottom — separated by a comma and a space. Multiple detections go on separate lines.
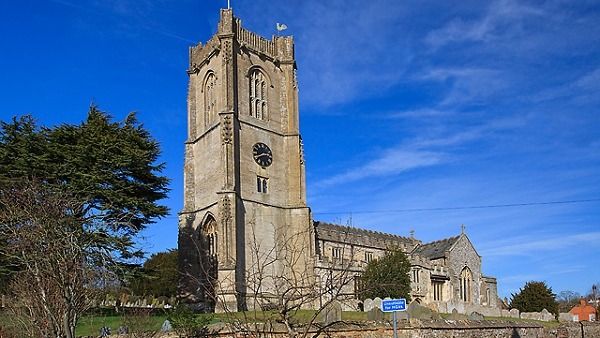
75, 310, 366, 336
75, 315, 167, 337
12, 310, 560, 337
76, 314, 168, 337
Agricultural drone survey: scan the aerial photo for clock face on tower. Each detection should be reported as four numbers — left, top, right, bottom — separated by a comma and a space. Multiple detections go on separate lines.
252, 142, 273, 167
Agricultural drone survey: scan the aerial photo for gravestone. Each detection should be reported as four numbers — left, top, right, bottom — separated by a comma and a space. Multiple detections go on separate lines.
407, 301, 441, 320
373, 297, 383, 310
367, 307, 385, 321
364, 298, 374, 312
318, 300, 342, 325
521, 311, 541, 321
509, 308, 520, 318
558, 313, 573, 322
161, 319, 173, 332
468, 311, 485, 321
447, 308, 468, 320
540, 309, 554, 321
501, 309, 511, 318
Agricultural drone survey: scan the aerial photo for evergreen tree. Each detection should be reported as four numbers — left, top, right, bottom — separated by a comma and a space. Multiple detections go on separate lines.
359, 248, 411, 300
0, 106, 169, 285
129, 249, 179, 297
0, 106, 169, 333
510, 281, 559, 315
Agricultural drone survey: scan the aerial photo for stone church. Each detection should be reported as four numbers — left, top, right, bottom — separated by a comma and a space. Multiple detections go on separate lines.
178, 8, 500, 316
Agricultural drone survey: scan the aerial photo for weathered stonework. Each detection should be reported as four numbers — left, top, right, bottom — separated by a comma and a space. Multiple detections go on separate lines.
179, 8, 500, 315
314, 222, 500, 314
179, 9, 312, 312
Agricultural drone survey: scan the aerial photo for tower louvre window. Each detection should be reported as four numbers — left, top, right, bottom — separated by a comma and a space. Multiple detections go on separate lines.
249, 69, 267, 120
204, 72, 217, 127
257, 176, 268, 193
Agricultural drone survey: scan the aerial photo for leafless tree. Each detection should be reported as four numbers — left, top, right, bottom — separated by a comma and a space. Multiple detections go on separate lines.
121, 308, 161, 338
186, 217, 365, 338
557, 290, 581, 312
0, 181, 120, 338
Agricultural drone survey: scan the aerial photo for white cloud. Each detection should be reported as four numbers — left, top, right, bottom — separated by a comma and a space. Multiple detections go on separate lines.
388, 108, 454, 119
315, 149, 445, 187
425, 0, 546, 49
531, 67, 600, 103
236, 0, 414, 107
421, 67, 509, 106
480, 231, 600, 257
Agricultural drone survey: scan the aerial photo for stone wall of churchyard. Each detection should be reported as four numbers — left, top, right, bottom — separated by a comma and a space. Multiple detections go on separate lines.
152, 321, 600, 338
362, 296, 597, 323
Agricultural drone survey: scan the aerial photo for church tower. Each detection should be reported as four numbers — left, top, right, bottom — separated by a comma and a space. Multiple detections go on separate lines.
178, 9, 314, 312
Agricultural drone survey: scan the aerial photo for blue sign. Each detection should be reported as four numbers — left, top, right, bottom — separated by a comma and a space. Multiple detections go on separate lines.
381, 298, 407, 312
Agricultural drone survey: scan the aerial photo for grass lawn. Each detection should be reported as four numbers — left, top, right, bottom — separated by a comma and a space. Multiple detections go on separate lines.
75, 310, 367, 337
76, 314, 168, 337
3, 309, 562, 337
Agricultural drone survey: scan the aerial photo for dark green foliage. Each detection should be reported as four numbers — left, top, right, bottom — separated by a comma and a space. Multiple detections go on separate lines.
510, 281, 559, 315
0, 107, 169, 259
167, 305, 212, 338
359, 248, 412, 300
129, 250, 179, 297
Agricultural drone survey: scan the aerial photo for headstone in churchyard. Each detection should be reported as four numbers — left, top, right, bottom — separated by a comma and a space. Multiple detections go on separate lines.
318, 300, 342, 325
447, 308, 467, 320
540, 309, 554, 321
161, 319, 173, 332
468, 311, 485, 321
364, 298, 374, 312
373, 297, 382, 310
367, 307, 385, 321
509, 308, 520, 318
558, 313, 573, 322
501, 309, 511, 317
407, 301, 441, 320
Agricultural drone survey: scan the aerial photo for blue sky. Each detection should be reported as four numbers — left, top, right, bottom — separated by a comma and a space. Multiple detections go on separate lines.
0, 0, 598, 299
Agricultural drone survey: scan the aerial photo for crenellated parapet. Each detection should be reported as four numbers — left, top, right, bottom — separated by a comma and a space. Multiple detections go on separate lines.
237, 24, 276, 56
315, 221, 421, 252
188, 9, 295, 75
410, 254, 432, 269
188, 36, 220, 74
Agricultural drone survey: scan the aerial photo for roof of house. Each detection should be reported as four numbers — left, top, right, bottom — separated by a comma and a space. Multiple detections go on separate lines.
411, 235, 461, 259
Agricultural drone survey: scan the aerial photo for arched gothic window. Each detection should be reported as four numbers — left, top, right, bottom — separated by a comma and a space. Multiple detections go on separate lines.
460, 267, 472, 302
202, 216, 217, 259
204, 72, 217, 127
249, 69, 267, 120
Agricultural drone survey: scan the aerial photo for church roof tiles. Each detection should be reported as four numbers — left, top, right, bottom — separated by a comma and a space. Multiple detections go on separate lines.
411, 235, 461, 259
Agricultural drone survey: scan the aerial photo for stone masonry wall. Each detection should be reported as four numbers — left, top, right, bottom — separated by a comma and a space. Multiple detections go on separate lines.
203, 321, 600, 338
192, 321, 547, 338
